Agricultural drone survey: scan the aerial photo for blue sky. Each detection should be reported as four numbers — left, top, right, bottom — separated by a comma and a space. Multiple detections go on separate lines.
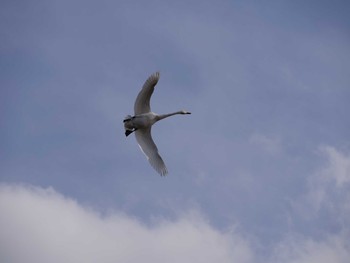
1, 0, 350, 262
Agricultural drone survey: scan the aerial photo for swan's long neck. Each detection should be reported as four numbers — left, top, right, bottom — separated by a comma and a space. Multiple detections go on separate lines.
157, 111, 189, 121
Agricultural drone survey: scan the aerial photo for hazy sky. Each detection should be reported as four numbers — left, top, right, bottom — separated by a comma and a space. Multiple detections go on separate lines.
1, 0, 350, 262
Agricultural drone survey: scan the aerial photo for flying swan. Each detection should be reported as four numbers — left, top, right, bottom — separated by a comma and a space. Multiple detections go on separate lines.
124, 72, 191, 176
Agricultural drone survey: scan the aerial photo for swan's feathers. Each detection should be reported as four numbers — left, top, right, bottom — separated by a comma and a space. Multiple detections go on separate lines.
134, 72, 160, 115
135, 128, 168, 176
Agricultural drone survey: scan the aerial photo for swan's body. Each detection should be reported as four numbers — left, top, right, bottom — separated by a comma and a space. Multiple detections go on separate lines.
124, 72, 191, 176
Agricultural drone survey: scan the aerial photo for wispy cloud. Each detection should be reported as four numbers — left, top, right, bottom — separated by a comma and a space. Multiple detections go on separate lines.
272, 235, 350, 263
319, 146, 350, 187
249, 133, 282, 154
292, 146, 350, 218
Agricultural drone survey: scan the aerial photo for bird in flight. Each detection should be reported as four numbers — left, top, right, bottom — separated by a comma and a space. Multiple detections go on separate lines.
124, 72, 191, 176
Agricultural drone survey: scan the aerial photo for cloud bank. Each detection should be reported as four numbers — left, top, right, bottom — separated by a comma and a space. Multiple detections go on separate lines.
1, 146, 350, 263
0, 184, 252, 263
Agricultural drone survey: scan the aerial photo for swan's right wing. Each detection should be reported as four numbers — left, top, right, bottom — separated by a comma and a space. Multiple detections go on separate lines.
134, 72, 160, 115
135, 127, 168, 176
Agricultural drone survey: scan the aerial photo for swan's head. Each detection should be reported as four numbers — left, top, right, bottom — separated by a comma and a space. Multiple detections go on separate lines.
180, 110, 191, 114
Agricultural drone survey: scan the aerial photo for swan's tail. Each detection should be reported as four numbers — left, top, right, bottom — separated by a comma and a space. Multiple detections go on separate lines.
124, 115, 137, 137
123, 115, 132, 123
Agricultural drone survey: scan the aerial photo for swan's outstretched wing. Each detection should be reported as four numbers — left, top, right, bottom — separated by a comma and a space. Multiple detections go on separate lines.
134, 72, 160, 115
135, 127, 168, 176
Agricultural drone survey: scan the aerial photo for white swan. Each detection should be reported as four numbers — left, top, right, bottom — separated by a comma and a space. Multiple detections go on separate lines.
124, 72, 191, 176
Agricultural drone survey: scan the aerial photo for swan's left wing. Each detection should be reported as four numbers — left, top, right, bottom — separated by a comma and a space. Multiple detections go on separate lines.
135, 127, 168, 176
134, 72, 160, 115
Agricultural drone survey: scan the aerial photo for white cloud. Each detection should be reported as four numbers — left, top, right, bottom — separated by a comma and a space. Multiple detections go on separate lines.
1, 147, 350, 263
2, 144, 350, 263
0, 184, 253, 263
